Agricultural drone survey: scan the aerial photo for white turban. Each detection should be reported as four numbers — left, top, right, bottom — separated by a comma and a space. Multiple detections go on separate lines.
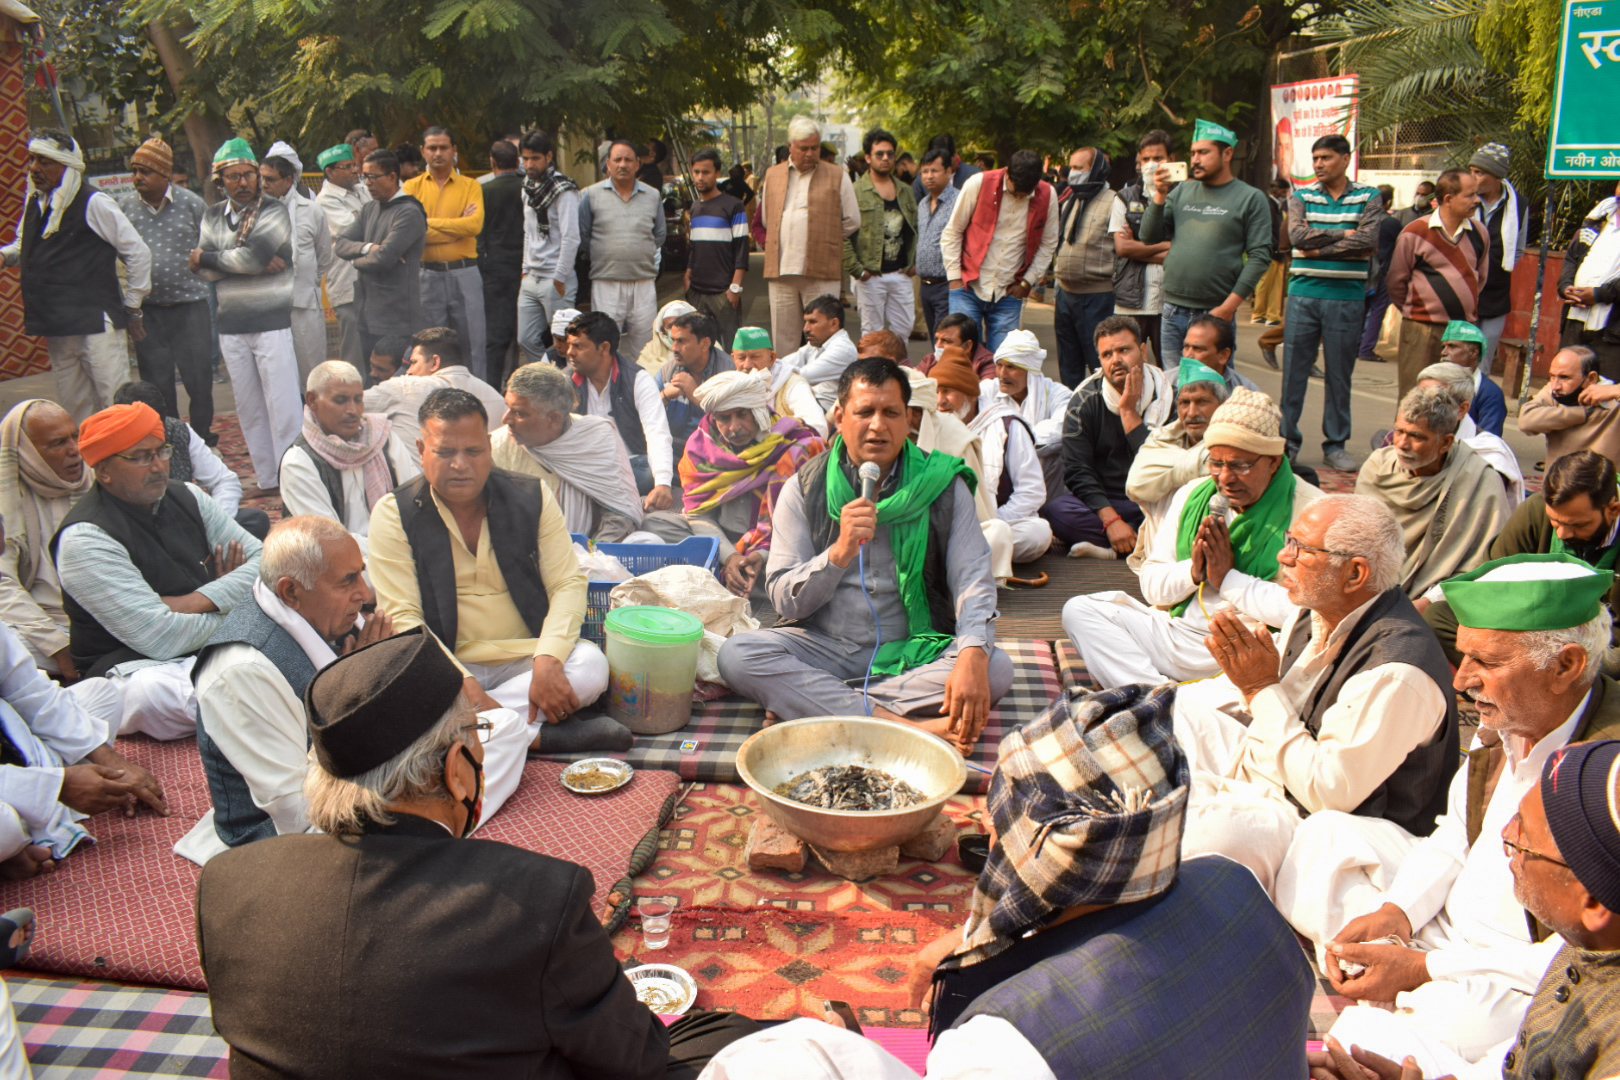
26, 135, 86, 240
993, 329, 1046, 372
654, 299, 697, 347
693, 369, 774, 434
265, 140, 303, 175
550, 307, 582, 340
905, 366, 940, 413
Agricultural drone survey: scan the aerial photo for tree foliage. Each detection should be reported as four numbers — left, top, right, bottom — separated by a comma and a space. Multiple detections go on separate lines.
25, 0, 171, 119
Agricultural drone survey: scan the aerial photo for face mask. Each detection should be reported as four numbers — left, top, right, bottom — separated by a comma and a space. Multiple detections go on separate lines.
1068, 169, 1086, 185
1414, 194, 1434, 209
1553, 388, 1586, 407
456, 742, 484, 839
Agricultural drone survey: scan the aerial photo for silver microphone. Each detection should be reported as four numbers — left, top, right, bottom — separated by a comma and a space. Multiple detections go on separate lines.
859, 461, 881, 503
1208, 493, 1233, 525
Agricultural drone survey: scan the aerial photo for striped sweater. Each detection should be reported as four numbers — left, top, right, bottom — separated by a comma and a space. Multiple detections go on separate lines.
1385, 211, 1491, 326
1285, 180, 1382, 301
194, 195, 295, 336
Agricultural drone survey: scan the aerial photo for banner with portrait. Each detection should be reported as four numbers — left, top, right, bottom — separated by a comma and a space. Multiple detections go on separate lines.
1269, 75, 1360, 189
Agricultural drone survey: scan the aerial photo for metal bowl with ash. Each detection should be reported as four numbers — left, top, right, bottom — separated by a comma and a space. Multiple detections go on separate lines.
736, 716, 967, 852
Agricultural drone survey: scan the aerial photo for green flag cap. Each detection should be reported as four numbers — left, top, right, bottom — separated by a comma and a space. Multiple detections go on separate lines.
1192, 119, 1238, 147
1440, 552, 1616, 631
733, 327, 773, 352
317, 143, 355, 169
1178, 356, 1227, 389
1441, 320, 1488, 347
212, 137, 256, 171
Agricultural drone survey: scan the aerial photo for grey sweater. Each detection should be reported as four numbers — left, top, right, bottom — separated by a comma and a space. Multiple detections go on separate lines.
578, 181, 666, 281
195, 196, 295, 335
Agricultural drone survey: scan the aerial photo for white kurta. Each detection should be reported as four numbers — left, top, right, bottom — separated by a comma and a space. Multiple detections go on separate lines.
364, 367, 506, 468
278, 433, 420, 552
780, 329, 858, 408
1063, 476, 1314, 688
968, 406, 1052, 564
978, 373, 1071, 449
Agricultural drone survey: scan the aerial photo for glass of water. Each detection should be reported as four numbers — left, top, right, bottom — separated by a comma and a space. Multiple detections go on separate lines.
637, 897, 674, 950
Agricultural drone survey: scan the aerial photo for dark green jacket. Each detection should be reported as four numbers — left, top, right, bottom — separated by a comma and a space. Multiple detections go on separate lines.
843, 172, 918, 276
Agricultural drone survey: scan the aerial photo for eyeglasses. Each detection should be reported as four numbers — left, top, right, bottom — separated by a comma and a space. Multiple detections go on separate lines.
458, 721, 495, 744
1282, 533, 1359, 559
1207, 456, 1261, 476
218, 170, 258, 184
1503, 814, 1569, 868
112, 443, 173, 466
361, 172, 390, 183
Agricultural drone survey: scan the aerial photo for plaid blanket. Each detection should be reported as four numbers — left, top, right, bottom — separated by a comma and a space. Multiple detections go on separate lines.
542, 639, 1062, 794
10, 976, 228, 1077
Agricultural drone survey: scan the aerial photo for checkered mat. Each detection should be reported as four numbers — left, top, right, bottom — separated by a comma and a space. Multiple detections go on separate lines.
541, 640, 1062, 795
0, 737, 679, 990
9, 976, 227, 1078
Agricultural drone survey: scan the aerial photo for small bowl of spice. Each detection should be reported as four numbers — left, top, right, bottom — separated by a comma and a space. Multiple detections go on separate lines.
561, 757, 634, 795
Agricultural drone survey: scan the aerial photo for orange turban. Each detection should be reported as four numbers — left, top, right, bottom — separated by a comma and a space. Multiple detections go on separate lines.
79, 403, 165, 467
930, 346, 981, 398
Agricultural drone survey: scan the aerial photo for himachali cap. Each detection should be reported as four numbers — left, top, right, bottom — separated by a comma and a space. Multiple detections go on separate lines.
733, 327, 773, 352
1442, 320, 1488, 347
1192, 119, 1238, 147
317, 143, 355, 170
212, 137, 256, 172
1441, 552, 1615, 631
1177, 356, 1226, 389
305, 627, 466, 779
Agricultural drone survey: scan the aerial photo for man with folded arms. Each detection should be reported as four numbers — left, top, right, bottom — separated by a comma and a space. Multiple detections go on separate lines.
369, 388, 616, 749
978, 330, 1071, 454
718, 357, 1013, 754
1278, 552, 1619, 1072
279, 362, 418, 553
51, 403, 262, 740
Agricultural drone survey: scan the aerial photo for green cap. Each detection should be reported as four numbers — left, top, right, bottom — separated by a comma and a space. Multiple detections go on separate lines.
1440, 553, 1616, 631
317, 143, 355, 170
1178, 356, 1227, 389
1192, 119, 1238, 147
605, 605, 705, 644
733, 327, 773, 352
1441, 320, 1488, 347
212, 137, 256, 171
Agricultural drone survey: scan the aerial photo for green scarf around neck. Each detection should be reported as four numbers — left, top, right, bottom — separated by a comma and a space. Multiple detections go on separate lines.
1550, 522, 1620, 572
1171, 465, 1297, 618
826, 435, 977, 675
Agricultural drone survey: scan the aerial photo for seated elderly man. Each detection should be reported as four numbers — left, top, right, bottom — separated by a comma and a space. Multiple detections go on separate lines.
1519, 345, 1620, 464
0, 399, 93, 675
679, 370, 825, 597
1357, 385, 1508, 598
0, 619, 166, 881
1309, 738, 1620, 1080
52, 402, 262, 741
718, 357, 1013, 754
978, 329, 1070, 452
279, 361, 418, 553
903, 685, 1314, 1077
1065, 386, 1323, 688
1122, 360, 1228, 571
1276, 553, 1619, 1072
369, 388, 609, 736
1058, 315, 1174, 558
112, 382, 271, 540
659, 311, 738, 467
1414, 361, 1523, 508
778, 294, 857, 407
904, 366, 996, 525
363, 327, 506, 466
493, 362, 687, 545
730, 325, 827, 437
636, 299, 695, 375
932, 347, 1054, 568
197, 629, 756, 1077
1423, 451, 1620, 672
1171, 494, 1457, 891
564, 310, 674, 506
1437, 319, 1506, 435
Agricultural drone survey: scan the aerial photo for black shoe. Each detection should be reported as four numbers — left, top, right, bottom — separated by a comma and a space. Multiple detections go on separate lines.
1311, 364, 1326, 379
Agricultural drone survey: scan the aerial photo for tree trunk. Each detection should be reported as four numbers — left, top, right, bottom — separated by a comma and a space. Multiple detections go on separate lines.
145, 16, 233, 200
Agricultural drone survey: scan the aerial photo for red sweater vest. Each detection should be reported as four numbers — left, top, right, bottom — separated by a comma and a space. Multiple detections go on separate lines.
961, 170, 1053, 284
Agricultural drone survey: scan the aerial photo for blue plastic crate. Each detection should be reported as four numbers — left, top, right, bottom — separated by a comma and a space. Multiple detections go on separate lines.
571, 535, 721, 646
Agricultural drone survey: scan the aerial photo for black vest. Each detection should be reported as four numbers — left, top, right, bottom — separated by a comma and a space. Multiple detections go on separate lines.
393, 470, 551, 649
193, 601, 319, 848
19, 186, 128, 337
51, 482, 213, 677
291, 435, 398, 526
994, 414, 1036, 508
164, 418, 194, 484
574, 361, 646, 457
793, 450, 958, 636
1279, 586, 1459, 835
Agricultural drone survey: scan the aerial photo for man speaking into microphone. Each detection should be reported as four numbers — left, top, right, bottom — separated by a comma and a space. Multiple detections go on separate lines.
718, 356, 1012, 754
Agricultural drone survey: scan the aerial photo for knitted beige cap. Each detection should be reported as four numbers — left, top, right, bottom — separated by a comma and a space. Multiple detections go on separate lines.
1201, 386, 1286, 456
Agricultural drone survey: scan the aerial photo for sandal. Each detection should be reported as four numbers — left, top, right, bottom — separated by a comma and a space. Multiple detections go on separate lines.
0, 908, 35, 968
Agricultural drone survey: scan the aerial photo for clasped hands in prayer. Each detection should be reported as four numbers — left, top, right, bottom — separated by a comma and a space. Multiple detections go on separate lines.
1189, 512, 1236, 591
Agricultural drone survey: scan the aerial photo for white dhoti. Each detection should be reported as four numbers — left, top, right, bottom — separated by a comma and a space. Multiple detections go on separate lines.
106, 658, 197, 741
462, 641, 610, 721
0, 702, 91, 863
982, 518, 1052, 585
1063, 591, 1222, 688
219, 328, 301, 489
65, 678, 123, 746
1274, 809, 1419, 951
983, 520, 1013, 584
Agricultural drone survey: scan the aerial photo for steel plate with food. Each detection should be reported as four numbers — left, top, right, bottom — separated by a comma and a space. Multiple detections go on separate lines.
561, 757, 634, 795
625, 963, 697, 1015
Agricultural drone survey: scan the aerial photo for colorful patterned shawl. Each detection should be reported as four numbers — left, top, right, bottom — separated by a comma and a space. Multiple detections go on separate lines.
679, 414, 825, 556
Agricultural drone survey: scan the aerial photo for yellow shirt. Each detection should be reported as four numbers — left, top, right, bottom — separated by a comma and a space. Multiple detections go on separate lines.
368, 481, 585, 665
403, 170, 485, 262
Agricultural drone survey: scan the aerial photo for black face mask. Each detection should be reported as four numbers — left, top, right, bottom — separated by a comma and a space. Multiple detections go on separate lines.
456, 743, 484, 839
1554, 388, 1586, 407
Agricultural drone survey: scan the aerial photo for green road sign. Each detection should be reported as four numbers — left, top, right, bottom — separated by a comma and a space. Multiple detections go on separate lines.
1548, 0, 1620, 177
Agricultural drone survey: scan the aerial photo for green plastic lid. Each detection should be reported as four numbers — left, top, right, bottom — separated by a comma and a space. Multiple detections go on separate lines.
605, 605, 705, 644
